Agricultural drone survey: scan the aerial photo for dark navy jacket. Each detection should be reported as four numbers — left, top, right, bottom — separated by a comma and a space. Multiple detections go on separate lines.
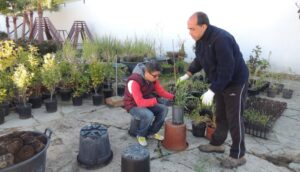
188, 25, 249, 94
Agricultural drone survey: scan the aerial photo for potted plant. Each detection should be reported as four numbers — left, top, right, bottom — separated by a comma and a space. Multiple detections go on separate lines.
26, 46, 43, 108
70, 66, 90, 106
0, 88, 7, 124
172, 81, 188, 125
12, 64, 33, 119
0, 71, 13, 117
188, 107, 211, 137
282, 67, 294, 99
56, 40, 78, 101
89, 61, 105, 105
267, 72, 284, 97
41, 53, 61, 113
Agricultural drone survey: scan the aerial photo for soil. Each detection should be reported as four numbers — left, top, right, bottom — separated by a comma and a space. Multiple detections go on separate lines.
0, 131, 46, 169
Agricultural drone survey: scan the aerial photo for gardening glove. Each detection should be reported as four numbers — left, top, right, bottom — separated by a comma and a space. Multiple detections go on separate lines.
201, 89, 215, 106
176, 74, 189, 86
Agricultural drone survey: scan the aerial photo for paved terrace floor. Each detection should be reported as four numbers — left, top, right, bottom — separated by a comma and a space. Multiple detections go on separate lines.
0, 79, 300, 172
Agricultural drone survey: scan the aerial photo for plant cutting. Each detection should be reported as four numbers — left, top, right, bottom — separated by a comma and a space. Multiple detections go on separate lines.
41, 53, 61, 112
172, 80, 189, 125
12, 64, 33, 118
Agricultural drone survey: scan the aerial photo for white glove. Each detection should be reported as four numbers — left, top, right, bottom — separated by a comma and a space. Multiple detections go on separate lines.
201, 89, 215, 106
176, 74, 189, 85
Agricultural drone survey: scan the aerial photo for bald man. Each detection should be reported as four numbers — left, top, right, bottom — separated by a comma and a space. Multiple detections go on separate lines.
178, 12, 249, 168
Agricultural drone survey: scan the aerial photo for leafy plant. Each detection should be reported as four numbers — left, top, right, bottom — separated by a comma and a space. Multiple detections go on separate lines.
244, 109, 270, 126
70, 64, 90, 98
89, 61, 106, 95
247, 45, 270, 77
0, 40, 17, 72
12, 64, 33, 107
41, 53, 61, 101
0, 88, 7, 104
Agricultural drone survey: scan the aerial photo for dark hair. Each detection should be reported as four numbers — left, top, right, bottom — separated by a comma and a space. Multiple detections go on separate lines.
145, 61, 161, 72
196, 12, 210, 26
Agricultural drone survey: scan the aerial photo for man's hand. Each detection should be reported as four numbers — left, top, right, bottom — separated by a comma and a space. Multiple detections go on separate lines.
176, 74, 189, 86
201, 89, 215, 106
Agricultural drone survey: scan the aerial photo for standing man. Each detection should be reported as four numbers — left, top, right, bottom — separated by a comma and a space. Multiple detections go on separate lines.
178, 12, 249, 168
124, 61, 174, 146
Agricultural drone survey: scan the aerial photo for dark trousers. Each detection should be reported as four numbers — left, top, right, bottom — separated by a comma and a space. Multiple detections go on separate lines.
210, 83, 248, 159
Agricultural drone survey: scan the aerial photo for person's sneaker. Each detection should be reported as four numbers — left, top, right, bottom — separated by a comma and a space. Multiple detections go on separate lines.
148, 133, 164, 141
220, 156, 246, 169
198, 144, 225, 153
137, 136, 147, 146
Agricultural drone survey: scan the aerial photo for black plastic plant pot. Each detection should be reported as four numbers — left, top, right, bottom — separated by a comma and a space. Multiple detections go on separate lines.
72, 96, 83, 106
0, 109, 4, 124
172, 105, 184, 125
103, 89, 113, 99
128, 116, 140, 137
190, 91, 203, 97
282, 89, 293, 99
192, 121, 206, 137
16, 103, 32, 119
92, 94, 103, 106
29, 96, 42, 109
121, 144, 150, 172
60, 88, 72, 101
0, 101, 10, 116
77, 123, 113, 169
267, 88, 277, 98
244, 120, 270, 139
44, 99, 57, 113
117, 86, 125, 96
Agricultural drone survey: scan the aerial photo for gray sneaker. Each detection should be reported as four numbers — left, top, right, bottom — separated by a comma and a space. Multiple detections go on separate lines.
220, 156, 246, 169
198, 144, 225, 153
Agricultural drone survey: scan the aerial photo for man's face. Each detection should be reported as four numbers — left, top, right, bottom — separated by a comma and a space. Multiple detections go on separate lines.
187, 15, 207, 41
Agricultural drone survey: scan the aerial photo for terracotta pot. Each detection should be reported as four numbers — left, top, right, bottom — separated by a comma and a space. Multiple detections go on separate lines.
162, 121, 188, 151
205, 125, 216, 140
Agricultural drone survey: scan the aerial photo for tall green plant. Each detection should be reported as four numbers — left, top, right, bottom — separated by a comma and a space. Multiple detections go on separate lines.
41, 53, 61, 101
12, 64, 33, 106
89, 61, 105, 95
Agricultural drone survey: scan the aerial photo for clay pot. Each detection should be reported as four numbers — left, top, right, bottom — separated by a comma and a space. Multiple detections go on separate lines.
205, 125, 216, 140
162, 120, 188, 151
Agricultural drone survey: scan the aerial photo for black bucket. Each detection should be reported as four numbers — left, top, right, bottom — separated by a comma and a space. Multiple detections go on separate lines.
121, 144, 150, 172
0, 128, 52, 172
77, 123, 113, 169
128, 116, 140, 137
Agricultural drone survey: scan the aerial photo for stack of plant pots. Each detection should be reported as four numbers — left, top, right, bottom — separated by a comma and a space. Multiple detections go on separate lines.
121, 144, 150, 172
77, 123, 113, 169
162, 106, 188, 151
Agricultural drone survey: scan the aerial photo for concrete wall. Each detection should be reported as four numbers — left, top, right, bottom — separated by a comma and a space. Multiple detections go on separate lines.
1, 0, 300, 73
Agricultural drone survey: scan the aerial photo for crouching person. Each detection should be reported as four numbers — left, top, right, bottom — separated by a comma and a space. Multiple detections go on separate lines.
123, 61, 174, 146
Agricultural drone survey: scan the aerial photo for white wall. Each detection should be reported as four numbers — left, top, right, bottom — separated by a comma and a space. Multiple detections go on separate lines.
1, 0, 300, 73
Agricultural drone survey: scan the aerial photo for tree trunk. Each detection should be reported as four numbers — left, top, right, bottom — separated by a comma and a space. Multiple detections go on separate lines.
6, 16, 10, 36
13, 15, 18, 41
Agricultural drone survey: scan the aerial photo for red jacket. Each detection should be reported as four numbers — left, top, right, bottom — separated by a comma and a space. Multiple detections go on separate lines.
123, 73, 174, 112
